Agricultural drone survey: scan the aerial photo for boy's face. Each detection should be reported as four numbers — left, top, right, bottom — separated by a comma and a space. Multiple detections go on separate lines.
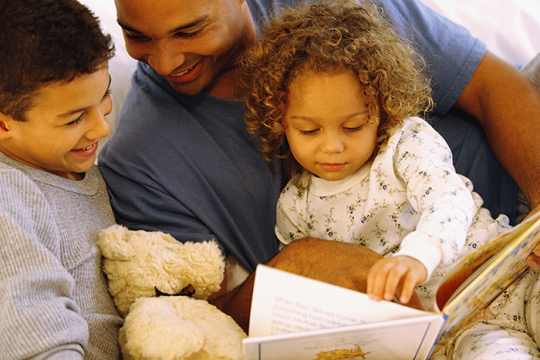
0, 65, 111, 180
114, 0, 256, 98
282, 69, 379, 182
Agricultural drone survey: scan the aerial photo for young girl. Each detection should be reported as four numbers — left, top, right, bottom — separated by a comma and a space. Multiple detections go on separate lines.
240, 0, 510, 310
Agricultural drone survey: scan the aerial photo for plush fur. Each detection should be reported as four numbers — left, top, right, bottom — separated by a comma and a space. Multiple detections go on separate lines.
98, 225, 247, 360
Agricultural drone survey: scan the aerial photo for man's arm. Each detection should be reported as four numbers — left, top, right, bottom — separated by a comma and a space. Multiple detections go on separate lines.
454, 50, 540, 214
210, 238, 422, 333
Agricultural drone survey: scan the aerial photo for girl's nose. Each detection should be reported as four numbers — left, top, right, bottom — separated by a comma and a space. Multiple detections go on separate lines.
321, 133, 345, 153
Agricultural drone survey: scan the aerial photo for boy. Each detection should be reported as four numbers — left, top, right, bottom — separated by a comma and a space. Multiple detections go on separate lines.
0, 0, 122, 358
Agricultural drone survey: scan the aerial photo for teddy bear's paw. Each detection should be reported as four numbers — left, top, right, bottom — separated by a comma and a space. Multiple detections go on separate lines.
171, 297, 247, 360
98, 224, 137, 259
121, 297, 206, 360
97, 225, 226, 306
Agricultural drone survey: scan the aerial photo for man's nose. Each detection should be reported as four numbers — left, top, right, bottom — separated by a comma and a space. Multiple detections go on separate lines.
147, 40, 186, 76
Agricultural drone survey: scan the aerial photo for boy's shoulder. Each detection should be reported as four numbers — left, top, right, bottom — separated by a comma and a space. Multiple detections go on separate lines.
0, 157, 35, 184
0, 157, 43, 194
0, 151, 101, 190
0, 158, 53, 218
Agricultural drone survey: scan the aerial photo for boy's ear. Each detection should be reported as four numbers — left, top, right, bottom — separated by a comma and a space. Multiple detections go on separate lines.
0, 111, 13, 139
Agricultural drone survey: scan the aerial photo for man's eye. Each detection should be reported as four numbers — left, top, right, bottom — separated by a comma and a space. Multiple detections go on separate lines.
124, 31, 150, 42
174, 29, 203, 38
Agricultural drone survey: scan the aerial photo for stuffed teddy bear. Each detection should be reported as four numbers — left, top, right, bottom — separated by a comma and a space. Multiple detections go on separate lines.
97, 224, 247, 360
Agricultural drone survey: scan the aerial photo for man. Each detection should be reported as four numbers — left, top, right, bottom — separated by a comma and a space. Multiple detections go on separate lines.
99, 0, 540, 330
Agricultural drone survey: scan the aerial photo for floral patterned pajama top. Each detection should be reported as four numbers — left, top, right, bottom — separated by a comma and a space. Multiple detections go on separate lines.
276, 117, 511, 310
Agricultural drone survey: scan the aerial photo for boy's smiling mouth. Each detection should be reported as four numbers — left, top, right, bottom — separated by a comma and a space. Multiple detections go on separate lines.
73, 142, 98, 154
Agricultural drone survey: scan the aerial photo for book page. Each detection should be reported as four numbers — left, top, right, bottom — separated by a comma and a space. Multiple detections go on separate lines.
244, 314, 444, 360
246, 265, 445, 360
249, 265, 429, 337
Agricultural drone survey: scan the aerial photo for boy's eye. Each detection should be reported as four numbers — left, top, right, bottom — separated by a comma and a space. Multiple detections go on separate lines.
66, 114, 84, 126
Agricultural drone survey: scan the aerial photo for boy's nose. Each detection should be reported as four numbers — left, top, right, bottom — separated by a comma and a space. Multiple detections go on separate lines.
87, 102, 111, 140
89, 115, 111, 140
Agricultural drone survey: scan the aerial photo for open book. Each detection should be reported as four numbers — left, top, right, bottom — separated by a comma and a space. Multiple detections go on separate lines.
243, 211, 540, 360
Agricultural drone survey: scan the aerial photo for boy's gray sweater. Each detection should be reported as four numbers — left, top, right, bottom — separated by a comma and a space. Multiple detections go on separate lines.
0, 152, 122, 359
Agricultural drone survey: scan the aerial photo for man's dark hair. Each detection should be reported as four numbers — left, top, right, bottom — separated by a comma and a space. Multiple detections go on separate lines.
0, 0, 115, 121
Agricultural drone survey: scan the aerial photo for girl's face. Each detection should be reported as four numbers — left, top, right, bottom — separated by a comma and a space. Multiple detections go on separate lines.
282, 69, 379, 181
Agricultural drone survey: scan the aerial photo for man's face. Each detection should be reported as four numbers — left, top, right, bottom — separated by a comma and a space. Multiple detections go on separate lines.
115, 0, 256, 98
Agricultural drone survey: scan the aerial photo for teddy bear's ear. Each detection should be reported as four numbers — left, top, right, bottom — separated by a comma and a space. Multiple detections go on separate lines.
98, 224, 137, 260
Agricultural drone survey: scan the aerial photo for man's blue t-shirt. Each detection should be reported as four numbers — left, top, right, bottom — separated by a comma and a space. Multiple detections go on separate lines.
99, 0, 516, 272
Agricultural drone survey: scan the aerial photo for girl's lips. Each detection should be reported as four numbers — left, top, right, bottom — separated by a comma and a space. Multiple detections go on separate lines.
319, 163, 347, 171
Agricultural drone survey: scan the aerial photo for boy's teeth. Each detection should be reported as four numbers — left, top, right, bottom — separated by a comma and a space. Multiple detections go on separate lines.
81, 145, 93, 150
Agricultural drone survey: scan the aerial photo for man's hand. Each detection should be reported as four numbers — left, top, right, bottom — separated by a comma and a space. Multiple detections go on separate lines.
366, 255, 427, 305
212, 239, 424, 333
265, 238, 383, 293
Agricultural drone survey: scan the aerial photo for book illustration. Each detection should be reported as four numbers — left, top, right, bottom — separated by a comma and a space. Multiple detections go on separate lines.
313, 345, 370, 359
435, 221, 530, 310
435, 210, 540, 343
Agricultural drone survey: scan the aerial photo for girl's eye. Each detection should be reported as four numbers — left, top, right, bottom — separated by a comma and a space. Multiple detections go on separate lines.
344, 125, 363, 132
299, 129, 319, 135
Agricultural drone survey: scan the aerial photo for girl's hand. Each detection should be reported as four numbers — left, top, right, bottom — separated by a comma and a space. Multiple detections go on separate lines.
525, 203, 540, 267
527, 245, 540, 267
367, 255, 427, 305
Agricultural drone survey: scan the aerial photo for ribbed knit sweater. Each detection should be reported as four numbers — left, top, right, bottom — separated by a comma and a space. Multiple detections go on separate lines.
0, 152, 122, 359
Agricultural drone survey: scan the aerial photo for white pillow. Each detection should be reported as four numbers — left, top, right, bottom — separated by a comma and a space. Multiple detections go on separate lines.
421, 0, 540, 65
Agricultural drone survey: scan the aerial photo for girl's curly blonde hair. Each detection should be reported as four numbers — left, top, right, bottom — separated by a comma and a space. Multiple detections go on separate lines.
240, 0, 433, 180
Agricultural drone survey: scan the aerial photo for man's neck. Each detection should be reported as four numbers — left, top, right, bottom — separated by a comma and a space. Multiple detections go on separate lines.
205, 1, 256, 99
206, 64, 242, 99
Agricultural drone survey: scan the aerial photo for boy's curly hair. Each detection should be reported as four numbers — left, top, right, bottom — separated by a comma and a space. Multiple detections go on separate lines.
240, 0, 433, 178
0, 0, 114, 121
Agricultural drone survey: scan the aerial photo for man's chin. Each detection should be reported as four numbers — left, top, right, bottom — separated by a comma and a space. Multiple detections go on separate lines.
167, 79, 209, 96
